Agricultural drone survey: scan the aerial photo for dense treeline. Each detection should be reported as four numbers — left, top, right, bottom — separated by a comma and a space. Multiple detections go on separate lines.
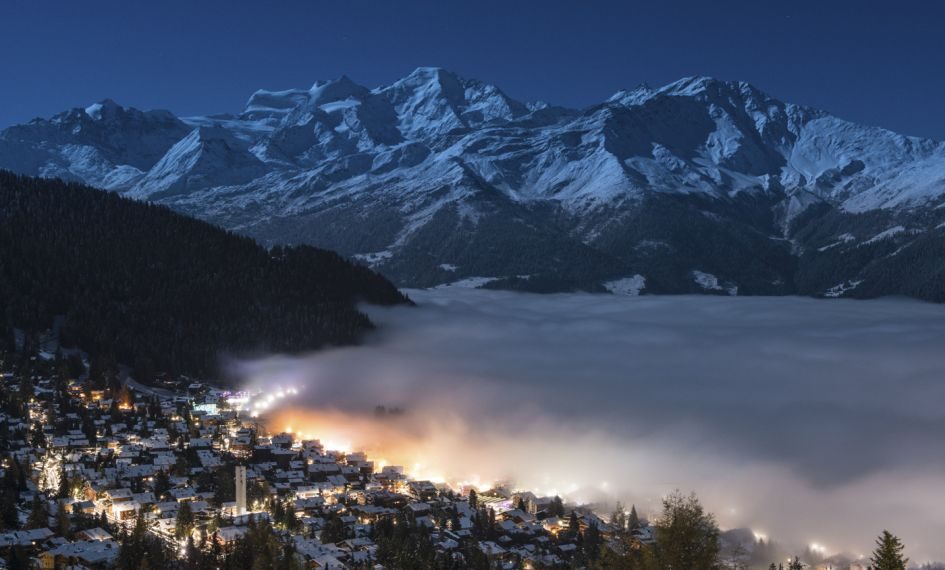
791, 201, 945, 302
0, 171, 410, 379
378, 186, 945, 302
379, 191, 798, 295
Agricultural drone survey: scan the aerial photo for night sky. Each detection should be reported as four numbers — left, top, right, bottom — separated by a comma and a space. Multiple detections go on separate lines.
2, 0, 944, 139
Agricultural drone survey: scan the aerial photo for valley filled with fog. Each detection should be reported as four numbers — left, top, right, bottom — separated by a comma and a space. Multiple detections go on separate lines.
234, 290, 945, 561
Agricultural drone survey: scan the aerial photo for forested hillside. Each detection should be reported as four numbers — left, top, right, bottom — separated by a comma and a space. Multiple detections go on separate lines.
0, 171, 410, 379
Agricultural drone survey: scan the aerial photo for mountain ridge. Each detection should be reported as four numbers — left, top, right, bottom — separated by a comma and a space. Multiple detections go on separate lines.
3, 68, 945, 299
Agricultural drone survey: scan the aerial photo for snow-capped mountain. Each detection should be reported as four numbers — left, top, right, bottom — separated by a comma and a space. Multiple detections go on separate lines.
3, 68, 945, 299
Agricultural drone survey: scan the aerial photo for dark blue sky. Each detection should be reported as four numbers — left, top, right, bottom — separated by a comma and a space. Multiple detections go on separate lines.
2, 0, 944, 139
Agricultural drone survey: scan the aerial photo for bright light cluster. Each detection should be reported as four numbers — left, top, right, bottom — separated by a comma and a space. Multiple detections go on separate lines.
238, 386, 300, 417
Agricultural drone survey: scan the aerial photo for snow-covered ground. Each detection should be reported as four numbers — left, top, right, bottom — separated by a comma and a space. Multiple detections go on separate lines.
862, 226, 906, 245
825, 280, 863, 297
603, 275, 646, 295
817, 232, 856, 252
691, 270, 723, 291
353, 251, 393, 265
433, 276, 498, 289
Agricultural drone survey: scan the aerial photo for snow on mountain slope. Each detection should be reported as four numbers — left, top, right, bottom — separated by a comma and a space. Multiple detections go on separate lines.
127, 126, 269, 201
376, 67, 528, 141
0, 99, 190, 191
3, 69, 945, 295
593, 76, 945, 215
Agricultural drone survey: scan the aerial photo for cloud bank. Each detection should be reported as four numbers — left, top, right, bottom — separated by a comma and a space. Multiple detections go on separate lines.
233, 290, 945, 561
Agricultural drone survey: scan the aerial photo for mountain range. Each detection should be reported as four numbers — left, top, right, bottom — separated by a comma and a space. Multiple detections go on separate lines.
3, 68, 945, 299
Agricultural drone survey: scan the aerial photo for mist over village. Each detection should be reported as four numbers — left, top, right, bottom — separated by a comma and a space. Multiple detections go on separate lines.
2, 1, 945, 569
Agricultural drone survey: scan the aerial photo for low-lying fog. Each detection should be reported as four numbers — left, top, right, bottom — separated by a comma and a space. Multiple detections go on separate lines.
234, 289, 945, 561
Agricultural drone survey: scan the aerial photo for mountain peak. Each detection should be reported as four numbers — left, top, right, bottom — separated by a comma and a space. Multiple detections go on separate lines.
658, 75, 730, 96
384, 67, 464, 98
654, 76, 777, 105
309, 74, 361, 92
607, 83, 655, 106
373, 67, 529, 139
84, 98, 123, 120
308, 75, 370, 104
608, 77, 761, 107
243, 87, 311, 120
404, 66, 457, 82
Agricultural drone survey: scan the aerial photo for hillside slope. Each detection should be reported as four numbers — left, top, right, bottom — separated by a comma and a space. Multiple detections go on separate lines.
0, 171, 410, 378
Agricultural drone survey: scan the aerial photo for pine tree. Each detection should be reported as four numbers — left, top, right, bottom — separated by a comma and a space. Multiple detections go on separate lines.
25, 495, 48, 529
184, 535, 199, 564
12, 457, 26, 490
585, 522, 602, 560
870, 530, 908, 570
57, 500, 71, 538
628, 504, 641, 530
176, 501, 194, 539
568, 511, 580, 536
213, 465, 234, 505
152, 470, 170, 499
611, 501, 626, 531
0, 490, 18, 530
57, 464, 70, 499
550, 495, 565, 517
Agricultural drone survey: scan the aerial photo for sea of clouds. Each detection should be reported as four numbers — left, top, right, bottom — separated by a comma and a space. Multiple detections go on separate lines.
234, 289, 945, 561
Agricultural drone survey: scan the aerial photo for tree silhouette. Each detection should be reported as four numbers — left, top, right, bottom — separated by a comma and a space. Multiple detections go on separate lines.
870, 530, 908, 570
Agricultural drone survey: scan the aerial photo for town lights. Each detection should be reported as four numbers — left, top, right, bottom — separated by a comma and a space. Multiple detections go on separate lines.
240, 386, 300, 416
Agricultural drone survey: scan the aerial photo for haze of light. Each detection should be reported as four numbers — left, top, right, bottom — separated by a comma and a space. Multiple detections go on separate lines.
233, 289, 945, 561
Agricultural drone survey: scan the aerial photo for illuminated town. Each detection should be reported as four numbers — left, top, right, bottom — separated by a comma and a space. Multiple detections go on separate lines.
0, 349, 888, 570
1, 1, 941, 568
0, 351, 669, 569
